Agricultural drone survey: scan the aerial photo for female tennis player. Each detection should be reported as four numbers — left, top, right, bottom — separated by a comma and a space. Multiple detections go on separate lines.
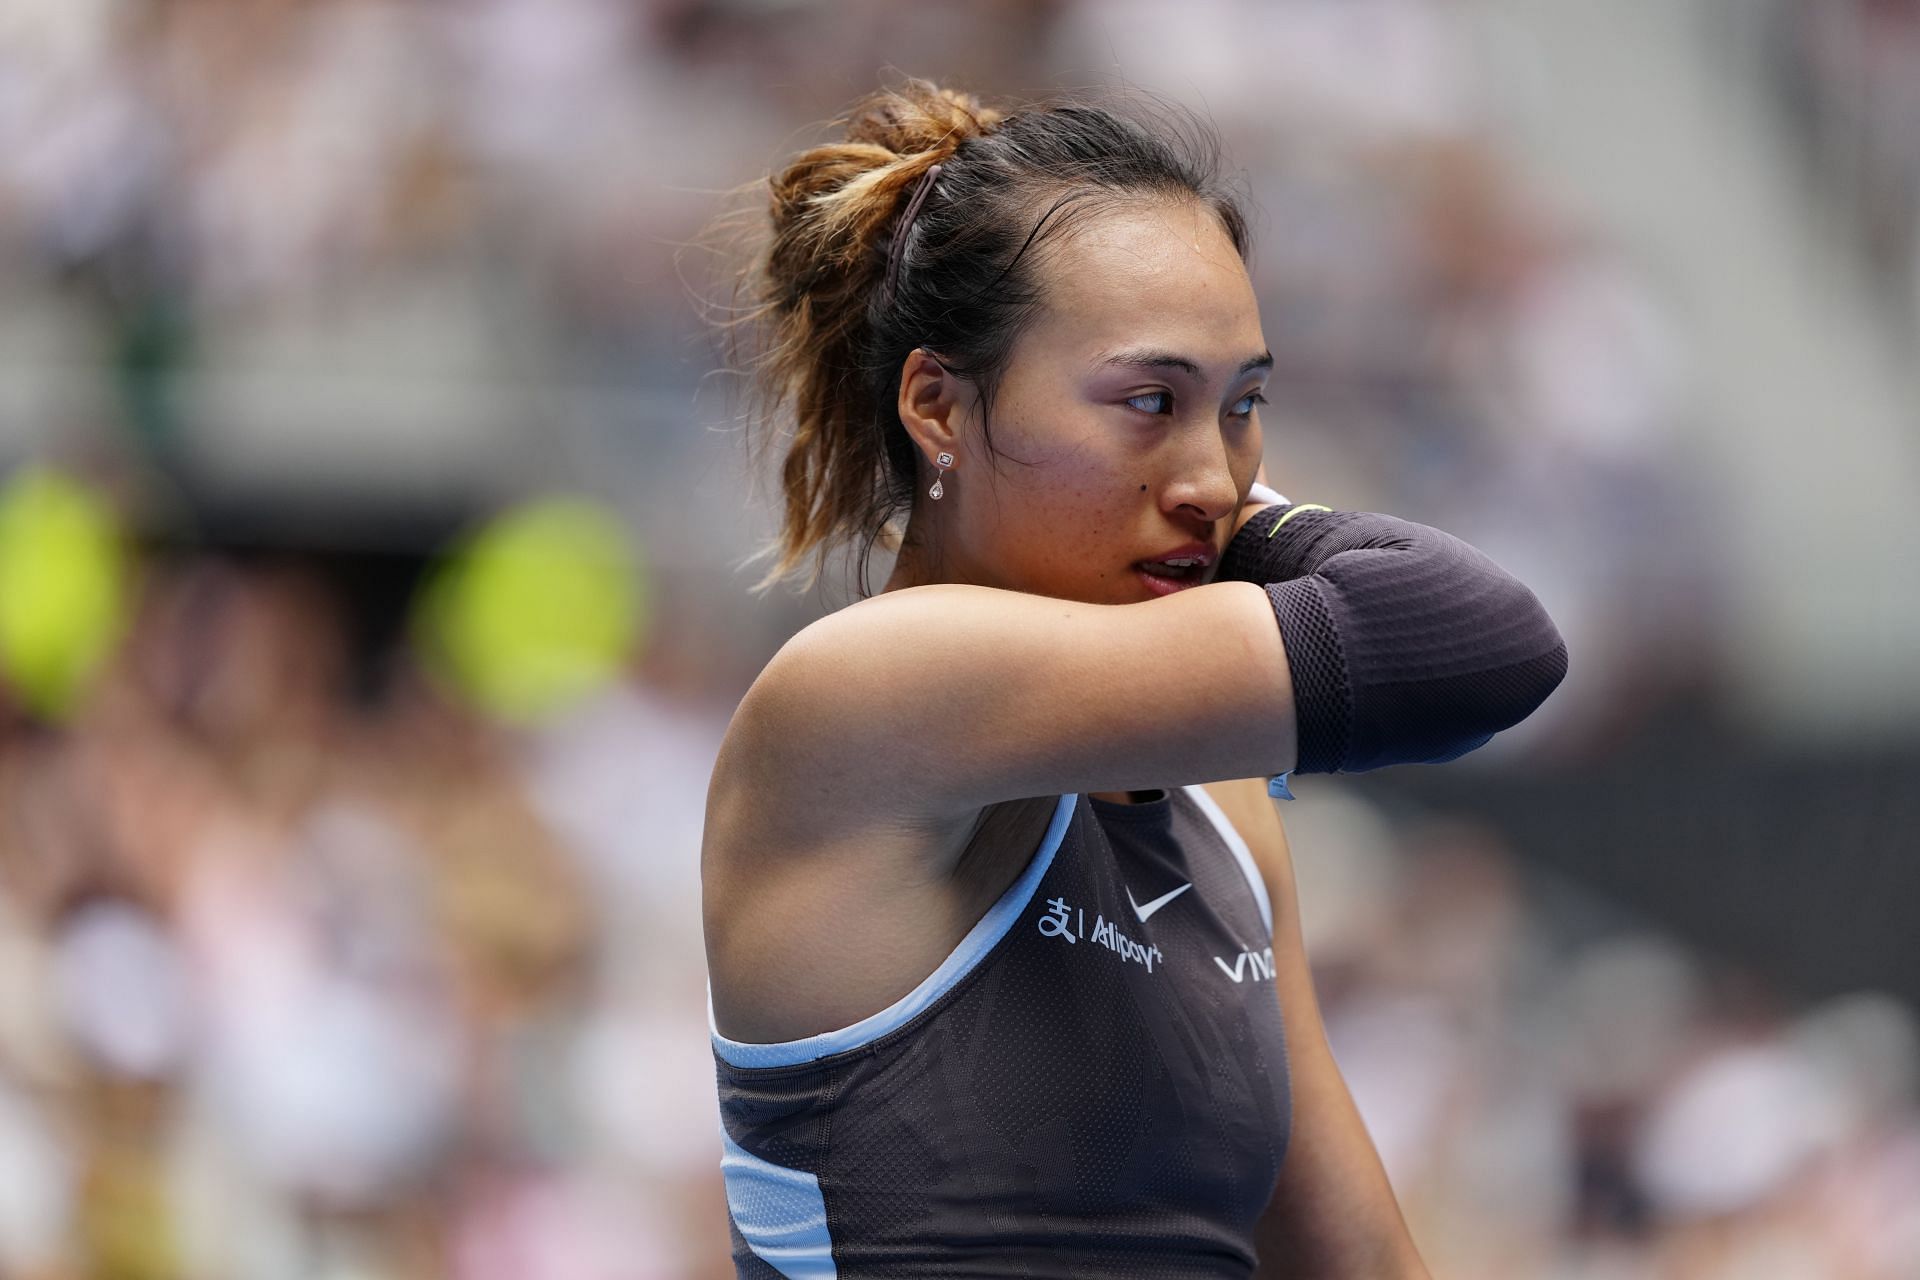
701, 79, 1567, 1278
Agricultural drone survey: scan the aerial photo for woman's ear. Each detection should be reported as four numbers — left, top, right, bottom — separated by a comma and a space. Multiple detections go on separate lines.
896, 348, 975, 464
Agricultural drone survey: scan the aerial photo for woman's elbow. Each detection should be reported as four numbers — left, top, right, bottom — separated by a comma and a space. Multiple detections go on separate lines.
1346, 581, 1569, 772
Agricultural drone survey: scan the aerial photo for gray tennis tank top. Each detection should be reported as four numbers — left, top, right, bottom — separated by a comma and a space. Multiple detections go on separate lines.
708, 785, 1292, 1278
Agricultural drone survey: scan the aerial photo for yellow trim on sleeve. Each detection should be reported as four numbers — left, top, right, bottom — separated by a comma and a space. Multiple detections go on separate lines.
1267, 503, 1333, 537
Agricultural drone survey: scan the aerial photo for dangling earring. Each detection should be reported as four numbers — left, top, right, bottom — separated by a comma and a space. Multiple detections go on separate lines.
930, 451, 953, 500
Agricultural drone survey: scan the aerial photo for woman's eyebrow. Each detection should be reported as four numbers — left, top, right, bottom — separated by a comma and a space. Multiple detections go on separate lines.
1092, 347, 1275, 379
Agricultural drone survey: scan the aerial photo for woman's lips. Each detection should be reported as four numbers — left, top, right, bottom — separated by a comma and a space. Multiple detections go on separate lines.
1135, 564, 1204, 596
1135, 538, 1214, 597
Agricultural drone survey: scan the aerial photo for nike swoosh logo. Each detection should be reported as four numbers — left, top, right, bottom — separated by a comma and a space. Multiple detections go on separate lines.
1126, 881, 1192, 923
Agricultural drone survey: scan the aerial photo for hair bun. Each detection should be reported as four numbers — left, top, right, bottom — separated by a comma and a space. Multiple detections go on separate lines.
762, 80, 1001, 308
846, 79, 1005, 168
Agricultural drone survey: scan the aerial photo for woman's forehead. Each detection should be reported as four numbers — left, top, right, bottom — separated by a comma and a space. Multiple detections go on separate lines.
1028, 201, 1262, 367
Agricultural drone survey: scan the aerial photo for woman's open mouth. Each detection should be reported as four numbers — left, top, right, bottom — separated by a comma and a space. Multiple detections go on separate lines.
1135, 560, 1205, 596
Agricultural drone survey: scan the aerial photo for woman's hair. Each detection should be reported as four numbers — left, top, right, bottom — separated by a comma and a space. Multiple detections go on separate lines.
718, 78, 1251, 599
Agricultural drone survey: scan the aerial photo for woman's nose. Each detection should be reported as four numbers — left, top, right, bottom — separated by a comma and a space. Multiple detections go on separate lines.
1167, 442, 1242, 523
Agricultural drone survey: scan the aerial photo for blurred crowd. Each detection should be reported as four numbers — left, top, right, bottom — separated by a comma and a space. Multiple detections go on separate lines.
1284, 792, 1920, 1280
0, 552, 733, 1279
0, 0, 1914, 1277
1768, 0, 1920, 323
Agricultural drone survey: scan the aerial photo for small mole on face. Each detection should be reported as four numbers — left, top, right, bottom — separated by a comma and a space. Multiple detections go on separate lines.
1139, 483, 1147, 492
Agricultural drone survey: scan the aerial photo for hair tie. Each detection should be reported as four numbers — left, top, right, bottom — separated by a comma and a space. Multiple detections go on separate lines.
883, 162, 943, 304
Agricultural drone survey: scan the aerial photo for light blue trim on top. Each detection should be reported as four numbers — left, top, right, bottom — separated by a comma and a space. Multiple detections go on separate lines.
708, 792, 1079, 1069
718, 1123, 837, 1278
1182, 785, 1274, 936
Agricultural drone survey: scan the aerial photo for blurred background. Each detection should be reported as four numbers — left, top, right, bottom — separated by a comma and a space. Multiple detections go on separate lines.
0, 0, 1917, 1276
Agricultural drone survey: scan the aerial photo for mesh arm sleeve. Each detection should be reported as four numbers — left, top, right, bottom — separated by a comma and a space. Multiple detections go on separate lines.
1217, 502, 1569, 776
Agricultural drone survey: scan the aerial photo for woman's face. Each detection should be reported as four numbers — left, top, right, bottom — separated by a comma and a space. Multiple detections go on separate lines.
902, 198, 1271, 604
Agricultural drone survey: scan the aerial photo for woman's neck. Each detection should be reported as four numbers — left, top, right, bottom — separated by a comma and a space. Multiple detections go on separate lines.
883, 511, 955, 593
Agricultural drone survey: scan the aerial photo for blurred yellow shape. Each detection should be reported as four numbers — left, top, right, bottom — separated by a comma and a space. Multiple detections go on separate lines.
418, 496, 647, 723
0, 465, 127, 719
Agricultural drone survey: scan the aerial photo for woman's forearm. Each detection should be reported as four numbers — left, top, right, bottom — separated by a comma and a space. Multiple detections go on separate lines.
1216, 501, 1567, 774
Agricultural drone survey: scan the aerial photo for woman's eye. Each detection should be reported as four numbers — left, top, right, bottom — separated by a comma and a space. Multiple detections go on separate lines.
1124, 390, 1265, 416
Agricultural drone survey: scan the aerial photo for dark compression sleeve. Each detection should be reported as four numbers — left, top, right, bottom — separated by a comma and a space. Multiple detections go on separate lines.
1217, 502, 1568, 775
